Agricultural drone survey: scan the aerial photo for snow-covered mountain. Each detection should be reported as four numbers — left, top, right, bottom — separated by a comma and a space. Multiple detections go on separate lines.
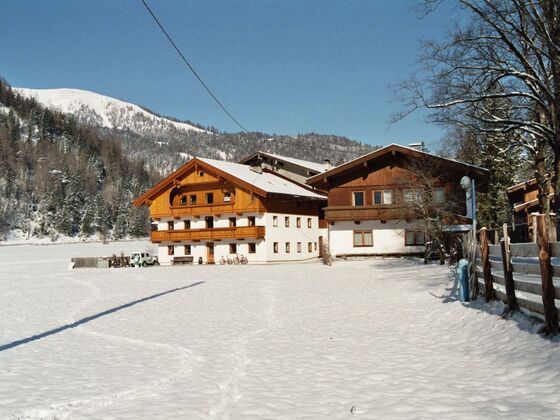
14, 87, 209, 136
13, 86, 374, 175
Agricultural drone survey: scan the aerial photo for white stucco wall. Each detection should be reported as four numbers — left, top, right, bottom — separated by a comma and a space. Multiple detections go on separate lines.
155, 212, 324, 264
328, 220, 425, 257
264, 213, 323, 262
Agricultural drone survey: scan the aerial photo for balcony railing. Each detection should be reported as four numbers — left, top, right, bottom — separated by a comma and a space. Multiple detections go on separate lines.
324, 205, 413, 221
151, 226, 266, 242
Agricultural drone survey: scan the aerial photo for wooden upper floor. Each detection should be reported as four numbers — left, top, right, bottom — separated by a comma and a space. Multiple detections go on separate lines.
133, 157, 327, 220
307, 144, 489, 222
507, 176, 554, 217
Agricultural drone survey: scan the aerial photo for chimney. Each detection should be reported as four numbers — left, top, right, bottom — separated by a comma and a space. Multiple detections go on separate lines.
408, 142, 425, 152
323, 159, 332, 171
249, 162, 263, 174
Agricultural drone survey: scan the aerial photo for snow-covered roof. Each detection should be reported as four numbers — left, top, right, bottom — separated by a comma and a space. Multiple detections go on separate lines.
198, 158, 326, 199
245, 151, 327, 174
307, 143, 489, 186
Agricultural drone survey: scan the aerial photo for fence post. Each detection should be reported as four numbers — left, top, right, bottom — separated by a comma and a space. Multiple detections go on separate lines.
536, 215, 558, 334
480, 227, 494, 302
500, 224, 518, 311
468, 231, 479, 299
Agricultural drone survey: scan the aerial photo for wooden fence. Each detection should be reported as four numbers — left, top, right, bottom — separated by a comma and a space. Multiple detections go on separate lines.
474, 215, 559, 334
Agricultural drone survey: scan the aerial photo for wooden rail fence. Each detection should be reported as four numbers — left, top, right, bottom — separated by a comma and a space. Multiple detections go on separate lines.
474, 215, 559, 335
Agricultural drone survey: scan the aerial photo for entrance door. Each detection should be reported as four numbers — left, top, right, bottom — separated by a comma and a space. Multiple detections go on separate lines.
207, 242, 215, 264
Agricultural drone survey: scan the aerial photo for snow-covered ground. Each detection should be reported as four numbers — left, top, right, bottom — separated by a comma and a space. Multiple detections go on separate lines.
1, 242, 559, 419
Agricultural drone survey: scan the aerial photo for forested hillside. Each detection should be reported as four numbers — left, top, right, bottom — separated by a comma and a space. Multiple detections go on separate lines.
1, 80, 376, 241
0, 79, 157, 241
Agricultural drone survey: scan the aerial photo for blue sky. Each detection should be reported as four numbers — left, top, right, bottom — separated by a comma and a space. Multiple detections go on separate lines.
1, 0, 462, 147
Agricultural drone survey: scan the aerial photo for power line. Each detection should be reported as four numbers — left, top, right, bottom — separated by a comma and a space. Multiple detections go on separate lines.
139, 0, 249, 133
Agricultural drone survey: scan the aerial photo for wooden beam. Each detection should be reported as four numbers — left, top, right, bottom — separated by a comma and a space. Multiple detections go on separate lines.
536, 215, 558, 334
480, 228, 494, 302
500, 224, 518, 311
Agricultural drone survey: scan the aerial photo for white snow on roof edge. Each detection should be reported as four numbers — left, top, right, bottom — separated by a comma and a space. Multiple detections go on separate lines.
198, 158, 326, 199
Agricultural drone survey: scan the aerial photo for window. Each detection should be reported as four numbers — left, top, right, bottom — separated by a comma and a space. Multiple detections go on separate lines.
308, 242, 313, 252
248, 243, 256, 254
403, 189, 421, 203
184, 220, 191, 229
206, 192, 214, 204
168, 245, 174, 256
285, 242, 291, 253
405, 230, 425, 246
184, 245, 191, 255
273, 242, 279, 253
229, 217, 236, 227
307, 218, 312, 228
189, 194, 197, 205
248, 216, 256, 226
273, 216, 278, 227
297, 242, 302, 253
314, 242, 317, 251
167, 221, 174, 230
223, 191, 232, 202
373, 190, 393, 205
205, 216, 214, 228
285, 216, 290, 227
296, 217, 301, 228
199, 171, 204, 177
433, 188, 445, 203
180, 195, 187, 205
229, 243, 237, 254
353, 230, 373, 247
353, 191, 365, 206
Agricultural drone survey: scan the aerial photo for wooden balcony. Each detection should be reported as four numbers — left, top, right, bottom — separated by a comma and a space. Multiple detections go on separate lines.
151, 226, 266, 243
325, 205, 414, 221
150, 203, 263, 219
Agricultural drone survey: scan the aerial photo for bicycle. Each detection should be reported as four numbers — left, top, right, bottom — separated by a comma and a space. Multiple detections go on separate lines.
235, 254, 248, 265
219, 256, 234, 265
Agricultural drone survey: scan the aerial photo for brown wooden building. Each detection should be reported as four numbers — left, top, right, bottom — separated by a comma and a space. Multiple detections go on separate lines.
306, 144, 489, 257
507, 176, 554, 241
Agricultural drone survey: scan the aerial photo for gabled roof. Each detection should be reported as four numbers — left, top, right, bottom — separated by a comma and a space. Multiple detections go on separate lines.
306, 143, 489, 186
133, 157, 326, 206
239, 151, 327, 174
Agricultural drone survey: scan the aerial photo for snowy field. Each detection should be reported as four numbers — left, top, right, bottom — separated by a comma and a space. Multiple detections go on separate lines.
1, 242, 560, 419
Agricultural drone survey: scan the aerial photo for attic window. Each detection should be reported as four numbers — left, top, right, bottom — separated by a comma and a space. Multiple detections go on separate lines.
199, 171, 204, 176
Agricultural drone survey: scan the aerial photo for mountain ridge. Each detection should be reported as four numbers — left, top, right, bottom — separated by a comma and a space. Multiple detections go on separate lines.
15, 87, 375, 175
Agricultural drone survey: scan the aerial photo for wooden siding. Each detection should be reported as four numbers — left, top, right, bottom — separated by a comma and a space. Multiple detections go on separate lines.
152, 226, 266, 242
320, 155, 466, 223
148, 166, 266, 219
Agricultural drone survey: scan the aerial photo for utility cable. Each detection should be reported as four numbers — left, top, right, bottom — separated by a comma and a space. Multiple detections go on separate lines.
139, 0, 249, 133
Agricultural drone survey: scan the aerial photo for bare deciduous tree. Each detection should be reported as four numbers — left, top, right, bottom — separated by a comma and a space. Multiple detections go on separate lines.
396, 0, 560, 220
